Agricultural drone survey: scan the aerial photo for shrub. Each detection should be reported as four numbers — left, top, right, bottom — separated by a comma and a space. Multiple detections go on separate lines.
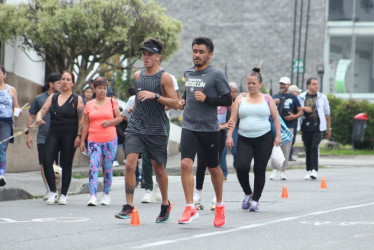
328, 95, 373, 149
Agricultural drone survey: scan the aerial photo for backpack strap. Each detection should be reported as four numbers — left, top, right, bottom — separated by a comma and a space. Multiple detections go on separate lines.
110, 98, 115, 119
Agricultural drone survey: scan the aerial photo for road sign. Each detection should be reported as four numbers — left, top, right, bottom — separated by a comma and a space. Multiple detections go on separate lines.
293, 59, 304, 73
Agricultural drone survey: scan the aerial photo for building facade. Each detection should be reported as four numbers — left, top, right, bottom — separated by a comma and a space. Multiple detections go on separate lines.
326, 0, 374, 100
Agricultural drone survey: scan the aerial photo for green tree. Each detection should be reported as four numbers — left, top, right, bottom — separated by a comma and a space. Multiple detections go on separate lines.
0, 0, 183, 91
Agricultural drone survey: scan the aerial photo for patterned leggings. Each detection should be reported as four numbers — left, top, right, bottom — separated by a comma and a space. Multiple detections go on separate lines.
88, 138, 117, 195
0, 121, 11, 176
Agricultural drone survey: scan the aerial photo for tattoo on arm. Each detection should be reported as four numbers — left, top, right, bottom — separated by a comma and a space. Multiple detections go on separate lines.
78, 107, 84, 120
125, 183, 135, 194
77, 106, 84, 134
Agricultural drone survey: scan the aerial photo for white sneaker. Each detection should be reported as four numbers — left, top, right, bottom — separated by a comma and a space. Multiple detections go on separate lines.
87, 195, 97, 206
269, 170, 278, 180
0, 175, 6, 186
280, 171, 287, 180
304, 171, 312, 180
211, 197, 217, 211
153, 183, 162, 201
310, 170, 318, 179
46, 192, 58, 204
100, 194, 110, 205
193, 189, 201, 204
141, 189, 154, 203
58, 195, 68, 205
112, 161, 119, 167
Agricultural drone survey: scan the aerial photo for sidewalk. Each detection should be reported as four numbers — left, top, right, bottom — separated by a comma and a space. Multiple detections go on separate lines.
1, 152, 374, 201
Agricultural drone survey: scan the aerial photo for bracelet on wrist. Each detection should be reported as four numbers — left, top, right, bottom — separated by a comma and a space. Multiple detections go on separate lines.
77, 135, 81, 137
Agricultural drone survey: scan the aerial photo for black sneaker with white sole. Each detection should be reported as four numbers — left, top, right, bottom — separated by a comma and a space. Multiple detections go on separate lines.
0, 176, 5, 186
115, 204, 134, 219
156, 201, 173, 223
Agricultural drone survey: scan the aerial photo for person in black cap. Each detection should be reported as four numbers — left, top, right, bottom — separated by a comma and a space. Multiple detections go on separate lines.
115, 38, 179, 223
26, 72, 62, 199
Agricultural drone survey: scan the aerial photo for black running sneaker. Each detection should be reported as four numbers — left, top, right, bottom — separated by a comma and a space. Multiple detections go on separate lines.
156, 201, 173, 223
115, 204, 134, 219
0, 176, 6, 187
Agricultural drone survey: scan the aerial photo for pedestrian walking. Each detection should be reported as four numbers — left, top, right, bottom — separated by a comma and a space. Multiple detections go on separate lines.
288, 84, 303, 161
0, 65, 21, 186
270, 77, 303, 180
36, 70, 84, 205
26, 72, 62, 199
219, 82, 239, 174
80, 76, 123, 206
178, 37, 231, 227
114, 38, 178, 223
226, 67, 281, 212
298, 77, 331, 180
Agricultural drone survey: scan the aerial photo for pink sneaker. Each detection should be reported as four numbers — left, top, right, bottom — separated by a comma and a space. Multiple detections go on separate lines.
214, 204, 226, 227
178, 206, 199, 224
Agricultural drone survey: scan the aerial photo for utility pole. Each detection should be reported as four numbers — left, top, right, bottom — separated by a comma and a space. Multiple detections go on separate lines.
296, 0, 304, 87
291, 0, 298, 85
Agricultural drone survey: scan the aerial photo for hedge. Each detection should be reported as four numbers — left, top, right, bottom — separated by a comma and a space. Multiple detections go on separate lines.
328, 95, 374, 149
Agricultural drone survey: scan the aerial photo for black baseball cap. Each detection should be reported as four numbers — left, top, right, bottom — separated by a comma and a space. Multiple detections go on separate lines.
139, 40, 162, 54
47, 72, 61, 83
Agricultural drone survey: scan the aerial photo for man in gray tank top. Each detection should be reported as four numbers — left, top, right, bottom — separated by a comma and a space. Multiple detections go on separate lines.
115, 39, 178, 223
178, 37, 231, 227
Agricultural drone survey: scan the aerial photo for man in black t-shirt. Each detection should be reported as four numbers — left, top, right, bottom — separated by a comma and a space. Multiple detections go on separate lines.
298, 77, 331, 180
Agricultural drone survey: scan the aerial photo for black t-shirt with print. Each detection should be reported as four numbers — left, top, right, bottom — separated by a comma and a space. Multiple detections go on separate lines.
301, 93, 320, 132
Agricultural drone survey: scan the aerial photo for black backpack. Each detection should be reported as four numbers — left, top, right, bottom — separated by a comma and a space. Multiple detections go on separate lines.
116, 119, 127, 145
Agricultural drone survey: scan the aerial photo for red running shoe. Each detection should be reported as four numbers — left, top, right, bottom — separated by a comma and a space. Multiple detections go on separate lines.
214, 204, 225, 227
178, 206, 199, 224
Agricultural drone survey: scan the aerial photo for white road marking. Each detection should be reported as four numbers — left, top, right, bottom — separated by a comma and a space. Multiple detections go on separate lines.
0, 217, 91, 224
132, 201, 374, 249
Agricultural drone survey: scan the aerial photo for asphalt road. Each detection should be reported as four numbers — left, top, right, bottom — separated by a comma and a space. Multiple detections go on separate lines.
1, 166, 374, 250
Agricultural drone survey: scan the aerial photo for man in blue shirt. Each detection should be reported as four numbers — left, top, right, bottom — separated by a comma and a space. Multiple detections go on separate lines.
271, 77, 303, 180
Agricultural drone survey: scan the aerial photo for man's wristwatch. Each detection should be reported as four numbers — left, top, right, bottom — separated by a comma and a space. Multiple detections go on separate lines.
155, 93, 160, 100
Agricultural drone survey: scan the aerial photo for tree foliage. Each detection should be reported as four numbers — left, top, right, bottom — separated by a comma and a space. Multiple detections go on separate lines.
0, 0, 183, 91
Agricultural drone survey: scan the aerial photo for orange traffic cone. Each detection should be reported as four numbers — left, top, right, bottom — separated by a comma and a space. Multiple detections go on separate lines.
320, 176, 327, 189
281, 185, 288, 198
130, 206, 140, 226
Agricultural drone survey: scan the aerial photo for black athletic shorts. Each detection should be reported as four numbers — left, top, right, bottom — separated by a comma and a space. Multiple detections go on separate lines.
125, 131, 167, 166
180, 128, 220, 168
37, 144, 44, 165
37, 144, 59, 165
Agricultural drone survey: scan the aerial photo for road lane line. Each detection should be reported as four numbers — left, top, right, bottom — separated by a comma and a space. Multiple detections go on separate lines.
132, 201, 374, 249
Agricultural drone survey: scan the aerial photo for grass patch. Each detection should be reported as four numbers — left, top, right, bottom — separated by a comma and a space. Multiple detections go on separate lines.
73, 169, 124, 179
73, 174, 88, 179
295, 143, 374, 156
320, 148, 374, 155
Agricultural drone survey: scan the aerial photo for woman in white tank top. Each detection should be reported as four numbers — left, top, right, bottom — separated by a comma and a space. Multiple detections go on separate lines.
226, 67, 281, 212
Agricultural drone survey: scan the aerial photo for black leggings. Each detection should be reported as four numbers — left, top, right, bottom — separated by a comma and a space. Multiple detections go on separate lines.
195, 129, 226, 190
43, 131, 77, 195
236, 131, 273, 202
